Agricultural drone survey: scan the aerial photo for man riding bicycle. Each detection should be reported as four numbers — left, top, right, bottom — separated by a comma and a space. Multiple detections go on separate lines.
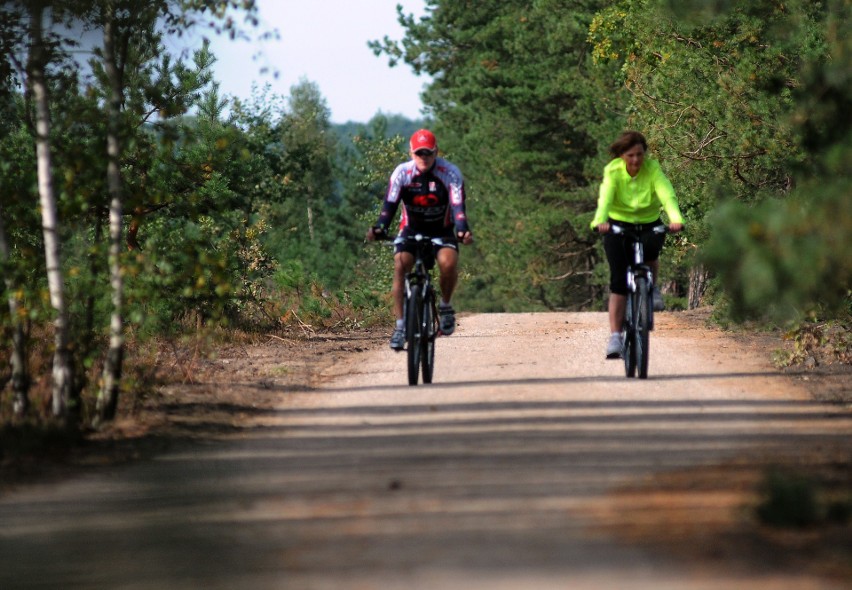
366, 129, 474, 350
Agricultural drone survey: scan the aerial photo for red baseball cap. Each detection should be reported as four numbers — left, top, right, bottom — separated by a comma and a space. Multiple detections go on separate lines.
410, 129, 437, 153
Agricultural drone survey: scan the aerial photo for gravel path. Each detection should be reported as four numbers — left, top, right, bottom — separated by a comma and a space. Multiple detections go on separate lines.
1, 312, 849, 589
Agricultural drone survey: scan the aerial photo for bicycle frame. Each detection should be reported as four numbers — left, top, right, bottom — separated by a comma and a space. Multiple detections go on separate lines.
397, 234, 442, 386
401, 237, 435, 297
625, 242, 652, 290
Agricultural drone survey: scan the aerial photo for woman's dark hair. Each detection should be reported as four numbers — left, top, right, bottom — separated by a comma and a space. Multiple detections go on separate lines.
609, 131, 648, 158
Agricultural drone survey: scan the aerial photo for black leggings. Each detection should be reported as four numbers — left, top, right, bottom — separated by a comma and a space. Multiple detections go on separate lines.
603, 220, 666, 295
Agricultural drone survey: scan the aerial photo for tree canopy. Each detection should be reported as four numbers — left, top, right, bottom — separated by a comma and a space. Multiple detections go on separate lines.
374, 0, 850, 319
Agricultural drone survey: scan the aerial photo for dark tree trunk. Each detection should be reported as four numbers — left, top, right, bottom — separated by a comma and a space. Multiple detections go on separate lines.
689, 264, 710, 309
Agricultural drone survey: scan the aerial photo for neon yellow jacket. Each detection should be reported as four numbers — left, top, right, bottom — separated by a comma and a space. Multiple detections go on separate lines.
590, 157, 684, 227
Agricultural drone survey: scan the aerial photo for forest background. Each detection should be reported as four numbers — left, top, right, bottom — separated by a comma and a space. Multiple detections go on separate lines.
0, 0, 849, 431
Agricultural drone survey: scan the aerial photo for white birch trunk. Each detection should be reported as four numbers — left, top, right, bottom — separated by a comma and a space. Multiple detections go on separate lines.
29, 3, 74, 418
96, 7, 125, 422
0, 207, 30, 416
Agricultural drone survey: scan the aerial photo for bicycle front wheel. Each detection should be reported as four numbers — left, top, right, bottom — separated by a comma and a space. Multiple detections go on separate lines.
406, 285, 422, 386
421, 287, 436, 384
635, 277, 651, 379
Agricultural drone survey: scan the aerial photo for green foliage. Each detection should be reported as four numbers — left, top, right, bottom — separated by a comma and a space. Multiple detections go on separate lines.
589, 1, 841, 320
0, 0, 301, 428
2, 0, 850, 430
232, 80, 362, 291
335, 112, 427, 153
757, 469, 820, 528
702, 187, 851, 322
374, 0, 617, 311
269, 259, 390, 330
587, 0, 819, 294
339, 118, 408, 210
337, 121, 411, 309
701, 0, 851, 323
372, 0, 849, 325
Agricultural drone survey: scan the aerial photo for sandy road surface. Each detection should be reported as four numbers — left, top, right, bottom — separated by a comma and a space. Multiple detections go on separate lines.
1, 312, 850, 589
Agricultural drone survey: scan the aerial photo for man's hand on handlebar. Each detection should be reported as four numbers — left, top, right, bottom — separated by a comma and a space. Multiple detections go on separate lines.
595, 222, 611, 234
366, 226, 387, 241
457, 230, 473, 245
668, 223, 683, 233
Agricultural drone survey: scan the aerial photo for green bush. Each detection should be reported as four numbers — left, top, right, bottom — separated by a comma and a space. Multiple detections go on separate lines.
756, 468, 852, 528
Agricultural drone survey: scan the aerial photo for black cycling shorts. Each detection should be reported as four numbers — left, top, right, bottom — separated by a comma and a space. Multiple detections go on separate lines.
603, 219, 666, 295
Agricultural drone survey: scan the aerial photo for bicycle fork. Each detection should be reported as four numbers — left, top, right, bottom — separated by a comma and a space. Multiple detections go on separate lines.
404, 276, 429, 341
630, 242, 655, 331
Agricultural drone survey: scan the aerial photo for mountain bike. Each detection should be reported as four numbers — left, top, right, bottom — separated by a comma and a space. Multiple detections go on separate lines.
397, 234, 442, 386
610, 224, 668, 379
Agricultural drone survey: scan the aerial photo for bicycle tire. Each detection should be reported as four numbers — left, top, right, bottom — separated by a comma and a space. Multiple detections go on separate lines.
406, 284, 421, 386
623, 292, 637, 378
635, 277, 651, 379
421, 287, 436, 384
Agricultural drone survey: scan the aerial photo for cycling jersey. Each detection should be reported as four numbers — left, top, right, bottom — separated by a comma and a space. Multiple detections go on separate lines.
375, 158, 471, 237
591, 158, 684, 227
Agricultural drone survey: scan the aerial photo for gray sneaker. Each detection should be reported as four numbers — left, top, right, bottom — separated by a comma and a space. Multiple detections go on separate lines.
439, 305, 456, 335
652, 287, 665, 312
389, 327, 405, 351
606, 333, 623, 359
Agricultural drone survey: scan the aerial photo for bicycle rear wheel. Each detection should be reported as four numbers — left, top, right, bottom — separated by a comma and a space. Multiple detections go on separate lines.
421, 287, 436, 384
635, 277, 651, 379
623, 293, 636, 378
406, 285, 421, 386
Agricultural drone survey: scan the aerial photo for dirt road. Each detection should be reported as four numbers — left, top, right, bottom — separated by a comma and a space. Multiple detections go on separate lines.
1, 312, 850, 589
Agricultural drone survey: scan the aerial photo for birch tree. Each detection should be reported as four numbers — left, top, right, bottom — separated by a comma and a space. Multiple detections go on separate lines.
27, 1, 76, 420
0, 204, 30, 416
0, 5, 30, 417
94, 0, 130, 422
88, 0, 258, 422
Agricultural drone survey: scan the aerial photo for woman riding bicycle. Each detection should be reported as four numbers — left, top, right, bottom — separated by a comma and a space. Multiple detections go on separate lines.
366, 129, 474, 350
591, 131, 684, 359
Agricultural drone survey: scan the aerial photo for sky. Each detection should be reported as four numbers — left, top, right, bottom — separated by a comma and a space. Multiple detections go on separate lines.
191, 0, 431, 124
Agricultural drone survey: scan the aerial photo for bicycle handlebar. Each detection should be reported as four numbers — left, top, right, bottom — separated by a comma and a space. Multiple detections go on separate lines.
395, 233, 448, 245
609, 224, 669, 238
369, 227, 469, 245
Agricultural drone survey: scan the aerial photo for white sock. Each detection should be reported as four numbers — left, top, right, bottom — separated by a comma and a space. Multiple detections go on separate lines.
396, 319, 404, 329
440, 300, 451, 308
